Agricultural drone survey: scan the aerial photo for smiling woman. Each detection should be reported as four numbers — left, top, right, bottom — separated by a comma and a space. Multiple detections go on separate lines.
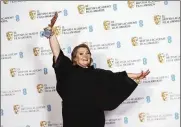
43, 12, 150, 127
71, 44, 92, 67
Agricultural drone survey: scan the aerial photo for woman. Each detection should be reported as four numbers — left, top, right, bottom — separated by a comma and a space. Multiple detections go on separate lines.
45, 13, 150, 127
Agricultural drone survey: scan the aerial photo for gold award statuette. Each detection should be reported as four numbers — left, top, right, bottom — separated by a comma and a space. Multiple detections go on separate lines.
43, 12, 58, 38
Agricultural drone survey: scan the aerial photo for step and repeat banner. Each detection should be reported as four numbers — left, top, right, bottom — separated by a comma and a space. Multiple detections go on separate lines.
1, 1, 180, 127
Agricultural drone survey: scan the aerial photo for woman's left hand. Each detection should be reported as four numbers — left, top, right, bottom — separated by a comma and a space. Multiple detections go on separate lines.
135, 69, 150, 80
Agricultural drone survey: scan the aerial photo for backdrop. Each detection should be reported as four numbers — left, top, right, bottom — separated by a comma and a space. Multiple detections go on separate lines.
1, 1, 180, 127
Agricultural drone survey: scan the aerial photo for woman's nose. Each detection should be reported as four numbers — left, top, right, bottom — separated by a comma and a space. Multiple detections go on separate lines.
83, 54, 87, 57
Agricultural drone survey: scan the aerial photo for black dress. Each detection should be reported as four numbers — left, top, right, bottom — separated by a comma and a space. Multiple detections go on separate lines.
52, 50, 138, 127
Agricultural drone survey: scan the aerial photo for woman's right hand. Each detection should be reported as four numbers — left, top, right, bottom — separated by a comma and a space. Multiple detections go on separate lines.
44, 12, 58, 39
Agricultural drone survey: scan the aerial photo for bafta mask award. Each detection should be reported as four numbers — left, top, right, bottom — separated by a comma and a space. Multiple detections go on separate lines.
43, 12, 58, 38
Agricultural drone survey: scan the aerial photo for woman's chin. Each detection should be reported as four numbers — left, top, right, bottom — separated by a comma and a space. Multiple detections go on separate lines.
79, 63, 89, 68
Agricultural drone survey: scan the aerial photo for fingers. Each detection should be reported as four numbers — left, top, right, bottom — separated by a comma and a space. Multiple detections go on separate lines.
135, 69, 150, 80
55, 12, 58, 17
141, 70, 150, 79
136, 71, 143, 79
146, 69, 150, 73
138, 71, 143, 77
140, 70, 144, 76
145, 70, 150, 75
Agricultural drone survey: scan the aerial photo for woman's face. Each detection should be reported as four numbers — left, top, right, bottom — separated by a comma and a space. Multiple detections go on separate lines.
74, 47, 91, 68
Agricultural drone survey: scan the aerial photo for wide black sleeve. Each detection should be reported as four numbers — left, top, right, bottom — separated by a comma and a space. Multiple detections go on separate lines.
52, 50, 73, 84
95, 69, 138, 111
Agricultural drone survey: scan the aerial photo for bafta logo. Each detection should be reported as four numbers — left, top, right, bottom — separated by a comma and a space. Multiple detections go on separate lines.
154, 15, 161, 25
52, 26, 61, 36
157, 53, 165, 63
6, 32, 13, 41
10, 68, 16, 77
103, 21, 111, 30
127, 0, 135, 8
107, 58, 114, 68
37, 84, 44, 93
33, 47, 40, 56
29, 10, 36, 20
13, 105, 20, 114
40, 121, 47, 127
131, 37, 138, 46
138, 112, 146, 122
3, 0, 8, 4
135, 78, 140, 84
161, 92, 168, 101
77, 5, 85, 14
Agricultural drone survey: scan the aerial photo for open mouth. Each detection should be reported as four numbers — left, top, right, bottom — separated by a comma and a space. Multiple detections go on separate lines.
82, 59, 88, 61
